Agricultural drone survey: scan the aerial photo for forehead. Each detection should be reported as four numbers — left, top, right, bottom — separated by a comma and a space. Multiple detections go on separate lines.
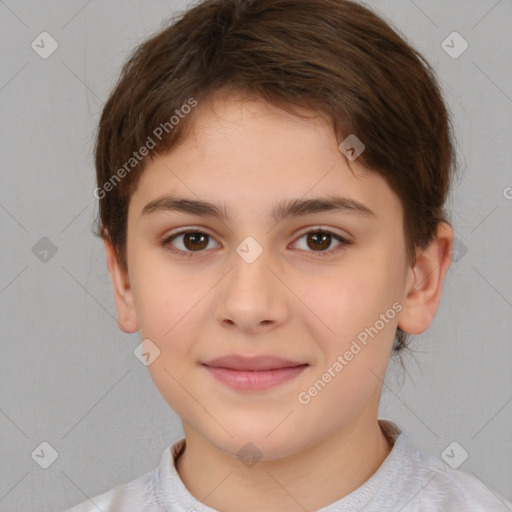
129, 94, 402, 224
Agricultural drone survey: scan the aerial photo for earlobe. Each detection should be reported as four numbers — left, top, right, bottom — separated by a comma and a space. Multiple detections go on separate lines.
397, 222, 453, 335
104, 238, 139, 334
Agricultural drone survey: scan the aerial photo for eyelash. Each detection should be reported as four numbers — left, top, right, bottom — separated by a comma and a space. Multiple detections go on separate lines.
160, 227, 352, 259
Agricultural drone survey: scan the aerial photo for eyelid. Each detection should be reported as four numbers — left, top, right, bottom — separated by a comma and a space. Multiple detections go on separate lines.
163, 225, 351, 241
292, 225, 352, 242
162, 225, 219, 243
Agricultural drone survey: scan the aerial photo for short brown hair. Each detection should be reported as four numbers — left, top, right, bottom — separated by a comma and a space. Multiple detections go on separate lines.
92, 0, 456, 356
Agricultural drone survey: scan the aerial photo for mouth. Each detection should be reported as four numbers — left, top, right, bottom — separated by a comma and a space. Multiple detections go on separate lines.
201, 354, 309, 391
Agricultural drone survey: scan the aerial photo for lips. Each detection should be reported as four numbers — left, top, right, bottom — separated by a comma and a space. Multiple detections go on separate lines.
201, 354, 309, 391
202, 354, 307, 371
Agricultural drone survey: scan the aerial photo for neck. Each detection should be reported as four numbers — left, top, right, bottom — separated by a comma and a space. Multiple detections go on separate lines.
175, 417, 393, 512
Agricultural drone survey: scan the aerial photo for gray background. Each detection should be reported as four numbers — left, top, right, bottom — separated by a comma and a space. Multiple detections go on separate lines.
0, 0, 511, 510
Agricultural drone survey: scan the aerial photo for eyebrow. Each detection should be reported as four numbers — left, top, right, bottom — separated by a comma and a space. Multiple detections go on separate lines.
140, 195, 375, 222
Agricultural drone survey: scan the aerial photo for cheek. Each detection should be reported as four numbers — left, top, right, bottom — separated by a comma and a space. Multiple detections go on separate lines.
298, 275, 396, 418
300, 255, 400, 367
130, 247, 206, 337
302, 267, 383, 335
132, 264, 203, 412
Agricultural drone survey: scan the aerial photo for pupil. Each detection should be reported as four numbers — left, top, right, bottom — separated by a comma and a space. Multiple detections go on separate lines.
309, 232, 330, 250
185, 232, 208, 251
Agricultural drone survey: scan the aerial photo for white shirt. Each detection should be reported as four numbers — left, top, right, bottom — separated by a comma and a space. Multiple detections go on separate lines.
65, 419, 512, 511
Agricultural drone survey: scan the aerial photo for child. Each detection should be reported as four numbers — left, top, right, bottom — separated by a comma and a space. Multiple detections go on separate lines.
67, 0, 511, 510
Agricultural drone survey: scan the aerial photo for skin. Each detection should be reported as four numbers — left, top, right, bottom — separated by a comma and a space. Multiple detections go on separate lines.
104, 91, 453, 512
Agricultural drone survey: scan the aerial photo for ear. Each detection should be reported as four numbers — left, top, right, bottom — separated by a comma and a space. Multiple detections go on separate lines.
104, 238, 139, 333
397, 222, 453, 335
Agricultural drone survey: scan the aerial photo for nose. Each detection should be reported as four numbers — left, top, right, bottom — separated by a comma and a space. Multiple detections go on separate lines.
214, 243, 289, 334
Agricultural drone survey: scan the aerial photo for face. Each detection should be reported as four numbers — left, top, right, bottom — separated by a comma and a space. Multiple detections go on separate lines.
110, 92, 421, 460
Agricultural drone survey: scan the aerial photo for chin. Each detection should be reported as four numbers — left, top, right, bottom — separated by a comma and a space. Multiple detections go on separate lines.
210, 424, 307, 463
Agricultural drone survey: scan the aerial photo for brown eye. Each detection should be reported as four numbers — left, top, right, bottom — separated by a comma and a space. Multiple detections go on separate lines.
306, 232, 332, 251
293, 229, 351, 257
163, 230, 219, 256
181, 232, 209, 251
162, 228, 350, 259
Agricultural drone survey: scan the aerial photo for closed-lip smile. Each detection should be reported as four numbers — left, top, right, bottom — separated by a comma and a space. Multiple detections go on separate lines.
201, 354, 309, 391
